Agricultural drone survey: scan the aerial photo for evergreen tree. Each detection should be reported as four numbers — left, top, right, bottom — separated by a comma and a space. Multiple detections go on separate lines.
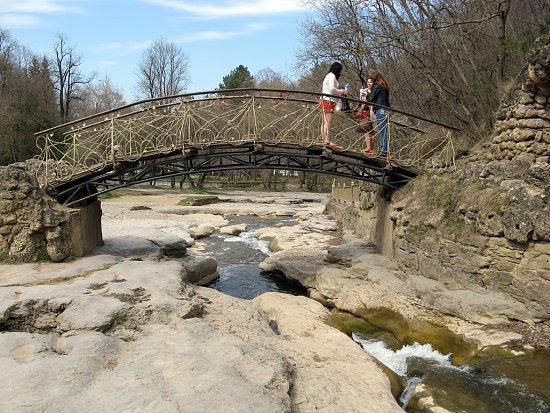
218, 65, 255, 90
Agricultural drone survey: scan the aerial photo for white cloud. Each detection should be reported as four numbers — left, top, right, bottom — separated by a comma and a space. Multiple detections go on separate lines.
0, 0, 86, 14
96, 40, 150, 54
0, 0, 86, 28
174, 22, 270, 42
140, 0, 310, 18
0, 13, 40, 27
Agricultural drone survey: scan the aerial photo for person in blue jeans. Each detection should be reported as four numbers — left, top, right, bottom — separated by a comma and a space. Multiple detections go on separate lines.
366, 71, 390, 155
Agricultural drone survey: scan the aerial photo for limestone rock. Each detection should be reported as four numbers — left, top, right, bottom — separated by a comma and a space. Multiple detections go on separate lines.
189, 223, 216, 239
253, 293, 403, 413
260, 248, 327, 287
181, 254, 218, 284
45, 226, 70, 262
161, 240, 188, 258
220, 223, 247, 235
0, 163, 90, 263
56, 296, 129, 332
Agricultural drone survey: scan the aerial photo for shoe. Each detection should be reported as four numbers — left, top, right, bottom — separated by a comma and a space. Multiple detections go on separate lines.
362, 149, 372, 154
324, 142, 338, 147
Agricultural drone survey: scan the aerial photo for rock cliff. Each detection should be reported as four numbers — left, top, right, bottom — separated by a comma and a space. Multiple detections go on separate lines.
327, 36, 550, 328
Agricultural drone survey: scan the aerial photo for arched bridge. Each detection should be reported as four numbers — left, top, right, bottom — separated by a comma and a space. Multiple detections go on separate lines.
34, 88, 460, 207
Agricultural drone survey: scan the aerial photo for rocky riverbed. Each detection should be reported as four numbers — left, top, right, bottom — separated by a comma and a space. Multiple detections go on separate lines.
0, 190, 403, 413
0, 188, 543, 412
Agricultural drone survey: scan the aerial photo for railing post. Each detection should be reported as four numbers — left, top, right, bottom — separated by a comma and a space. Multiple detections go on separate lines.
179, 103, 185, 150
73, 132, 77, 175
386, 113, 391, 160
110, 117, 115, 167
250, 94, 257, 144
44, 133, 50, 184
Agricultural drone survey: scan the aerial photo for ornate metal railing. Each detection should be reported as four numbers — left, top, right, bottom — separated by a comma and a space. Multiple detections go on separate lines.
34, 88, 460, 186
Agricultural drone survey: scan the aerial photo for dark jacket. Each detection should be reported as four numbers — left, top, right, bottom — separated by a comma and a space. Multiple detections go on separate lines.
366, 83, 390, 112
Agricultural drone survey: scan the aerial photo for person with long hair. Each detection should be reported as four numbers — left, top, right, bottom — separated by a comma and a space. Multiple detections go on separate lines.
359, 77, 375, 154
320, 62, 346, 146
366, 71, 390, 155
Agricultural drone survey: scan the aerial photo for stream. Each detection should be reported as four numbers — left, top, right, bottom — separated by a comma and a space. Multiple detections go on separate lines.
200, 214, 549, 413
199, 215, 306, 299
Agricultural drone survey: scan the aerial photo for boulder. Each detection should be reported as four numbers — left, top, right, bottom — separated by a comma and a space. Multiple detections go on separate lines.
181, 254, 218, 284
220, 223, 247, 235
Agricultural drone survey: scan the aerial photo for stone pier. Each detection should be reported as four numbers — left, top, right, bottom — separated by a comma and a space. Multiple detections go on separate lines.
0, 163, 103, 263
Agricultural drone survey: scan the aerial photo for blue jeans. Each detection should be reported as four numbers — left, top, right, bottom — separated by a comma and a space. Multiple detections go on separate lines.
375, 109, 388, 153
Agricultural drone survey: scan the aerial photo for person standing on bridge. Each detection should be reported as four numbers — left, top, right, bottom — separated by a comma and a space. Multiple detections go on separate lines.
319, 62, 346, 147
358, 77, 375, 154
366, 71, 390, 155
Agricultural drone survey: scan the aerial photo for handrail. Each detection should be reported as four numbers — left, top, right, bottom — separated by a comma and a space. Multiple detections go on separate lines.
33, 88, 459, 187
35, 88, 461, 135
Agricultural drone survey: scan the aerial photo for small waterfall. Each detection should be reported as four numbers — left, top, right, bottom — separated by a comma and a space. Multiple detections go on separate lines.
352, 333, 549, 412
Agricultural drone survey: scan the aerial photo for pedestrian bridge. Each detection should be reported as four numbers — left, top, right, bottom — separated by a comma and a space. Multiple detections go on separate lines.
34, 88, 460, 207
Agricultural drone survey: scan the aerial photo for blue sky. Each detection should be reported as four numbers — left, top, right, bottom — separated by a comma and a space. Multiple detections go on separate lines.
0, 0, 313, 100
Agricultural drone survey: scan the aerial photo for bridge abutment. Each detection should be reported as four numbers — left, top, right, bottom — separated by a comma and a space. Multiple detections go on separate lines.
0, 163, 103, 263
68, 200, 103, 259
327, 182, 394, 257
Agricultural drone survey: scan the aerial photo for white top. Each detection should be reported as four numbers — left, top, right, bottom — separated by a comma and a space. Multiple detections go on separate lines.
322, 72, 340, 101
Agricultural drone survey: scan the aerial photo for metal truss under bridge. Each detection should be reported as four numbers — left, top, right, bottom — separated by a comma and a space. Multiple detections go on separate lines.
34, 88, 461, 207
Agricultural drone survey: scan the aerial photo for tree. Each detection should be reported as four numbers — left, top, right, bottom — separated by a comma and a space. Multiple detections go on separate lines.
0, 29, 17, 91
218, 65, 255, 90
52, 33, 94, 123
0, 31, 56, 164
299, 0, 550, 137
136, 38, 190, 100
254, 68, 293, 89
72, 76, 125, 118
296, 62, 331, 93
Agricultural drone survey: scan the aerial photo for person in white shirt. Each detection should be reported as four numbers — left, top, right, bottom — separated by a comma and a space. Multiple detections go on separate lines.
319, 62, 346, 146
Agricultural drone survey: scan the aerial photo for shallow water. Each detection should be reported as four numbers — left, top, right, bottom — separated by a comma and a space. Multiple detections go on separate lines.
201, 215, 306, 299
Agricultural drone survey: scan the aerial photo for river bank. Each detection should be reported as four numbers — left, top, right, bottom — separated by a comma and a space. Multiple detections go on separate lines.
0, 187, 546, 412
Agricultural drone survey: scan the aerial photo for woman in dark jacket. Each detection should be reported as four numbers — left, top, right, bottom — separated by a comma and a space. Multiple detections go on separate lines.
366, 71, 390, 155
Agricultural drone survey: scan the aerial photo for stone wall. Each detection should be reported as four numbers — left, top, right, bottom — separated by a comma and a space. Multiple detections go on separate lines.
490, 35, 550, 162
327, 182, 394, 257
0, 163, 103, 263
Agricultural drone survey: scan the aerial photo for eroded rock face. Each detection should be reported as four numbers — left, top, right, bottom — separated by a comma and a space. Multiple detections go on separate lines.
0, 163, 83, 263
490, 35, 550, 162
346, 162, 550, 323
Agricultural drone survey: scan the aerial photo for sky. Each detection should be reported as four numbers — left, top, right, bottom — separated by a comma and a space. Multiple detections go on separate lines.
0, 0, 314, 100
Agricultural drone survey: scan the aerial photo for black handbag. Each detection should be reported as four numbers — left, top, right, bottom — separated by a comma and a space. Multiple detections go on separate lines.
340, 98, 352, 112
